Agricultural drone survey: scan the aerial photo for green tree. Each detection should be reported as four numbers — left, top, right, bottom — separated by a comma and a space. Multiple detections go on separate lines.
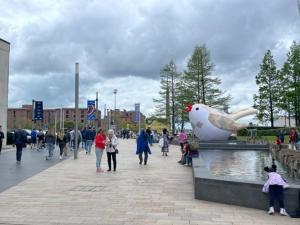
183, 45, 230, 108
286, 41, 300, 126
154, 60, 180, 134
254, 50, 280, 127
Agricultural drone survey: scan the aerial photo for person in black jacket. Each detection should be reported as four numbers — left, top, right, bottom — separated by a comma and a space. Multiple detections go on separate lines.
0, 125, 4, 154
14, 126, 27, 163
45, 129, 56, 160
57, 130, 67, 159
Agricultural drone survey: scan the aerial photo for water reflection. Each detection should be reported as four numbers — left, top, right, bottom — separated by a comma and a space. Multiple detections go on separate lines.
199, 150, 300, 185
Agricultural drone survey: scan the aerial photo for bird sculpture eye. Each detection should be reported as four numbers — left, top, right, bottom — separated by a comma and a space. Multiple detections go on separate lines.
196, 107, 199, 110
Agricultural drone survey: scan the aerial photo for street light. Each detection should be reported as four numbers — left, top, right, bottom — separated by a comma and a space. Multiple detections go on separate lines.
113, 89, 117, 131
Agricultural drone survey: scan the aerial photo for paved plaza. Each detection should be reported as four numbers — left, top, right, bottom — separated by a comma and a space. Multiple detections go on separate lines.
0, 140, 299, 225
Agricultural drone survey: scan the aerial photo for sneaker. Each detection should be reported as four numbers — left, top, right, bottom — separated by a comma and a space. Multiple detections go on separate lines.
59, 156, 62, 160
16, 161, 21, 164
96, 168, 100, 173
268, 207, 274, 215
280, 208, 288, 216
107, 169, 111, 172
139, 161, 142, 165
100, 168, 105, 172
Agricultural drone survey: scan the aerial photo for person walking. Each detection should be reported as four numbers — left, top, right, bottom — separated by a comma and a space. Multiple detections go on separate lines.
146, 127, 153, 146
136, 129, 151, 165
85, 127, 95, 154
81, 127, 87, 149
95, 128, 106, 173
161, 128, 169, 156
106, 129, 118, 172
56, 130, 67, 160
45, 129, 56, 160
37, 129, 45, 150
30, 128, 37, 149
14, 126, 27, 163
0, 125, 4, 154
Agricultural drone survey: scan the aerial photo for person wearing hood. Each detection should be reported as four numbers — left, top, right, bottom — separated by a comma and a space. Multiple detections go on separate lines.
136, 129, 151, 165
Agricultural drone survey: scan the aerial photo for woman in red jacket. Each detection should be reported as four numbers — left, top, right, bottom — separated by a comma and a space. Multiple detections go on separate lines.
94, 128, 106, 173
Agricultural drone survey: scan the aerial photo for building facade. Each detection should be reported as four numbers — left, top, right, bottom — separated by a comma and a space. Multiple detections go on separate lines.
0, 39, 10, 146
7, 104, 101, 130
102, 109, 146, 131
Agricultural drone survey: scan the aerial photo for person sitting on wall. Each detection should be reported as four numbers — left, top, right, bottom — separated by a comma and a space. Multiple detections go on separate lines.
262, 164, 289, 216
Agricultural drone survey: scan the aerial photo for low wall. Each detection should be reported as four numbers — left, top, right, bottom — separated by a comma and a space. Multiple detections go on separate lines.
271, 145, 300, 178
193, 157, 300, 217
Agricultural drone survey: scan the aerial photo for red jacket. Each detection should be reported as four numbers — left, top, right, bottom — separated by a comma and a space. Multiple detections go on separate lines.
95, 134, 106, 149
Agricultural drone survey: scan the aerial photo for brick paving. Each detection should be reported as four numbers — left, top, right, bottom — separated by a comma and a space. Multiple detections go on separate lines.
0, 139, 298, 225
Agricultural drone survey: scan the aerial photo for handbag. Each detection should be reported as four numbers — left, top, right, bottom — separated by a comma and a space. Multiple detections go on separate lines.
113, 146, 119, 154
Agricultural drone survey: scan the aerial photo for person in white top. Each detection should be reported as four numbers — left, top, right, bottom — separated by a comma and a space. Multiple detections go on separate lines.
105, 129, 118, 172
262, 165, 288, 216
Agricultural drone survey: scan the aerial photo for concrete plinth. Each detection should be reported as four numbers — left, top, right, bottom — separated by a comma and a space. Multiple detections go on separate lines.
0, 39, 10, 146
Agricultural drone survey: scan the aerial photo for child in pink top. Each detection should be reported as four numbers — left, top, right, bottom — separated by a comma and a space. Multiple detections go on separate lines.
262, 165, 288, 216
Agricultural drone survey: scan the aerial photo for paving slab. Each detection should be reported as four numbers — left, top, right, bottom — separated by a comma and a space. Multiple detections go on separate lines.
0, 139, 299, 225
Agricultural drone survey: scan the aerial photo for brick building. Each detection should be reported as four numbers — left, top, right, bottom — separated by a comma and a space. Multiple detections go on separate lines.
7, 104, 101, 129
102, 109, 145, 130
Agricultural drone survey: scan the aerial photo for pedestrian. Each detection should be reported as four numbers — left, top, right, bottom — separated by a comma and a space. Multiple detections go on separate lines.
94, 128, 106, 173
161, 128, 169, 156
289, 128, 296, 150
0, 125, 5, 154
30, 128, 37, 149
146, 127, 153, 146
262, 165, 289, 216
70, 129, 75, 150
45, 129, 56, 160
85, 127, 95, 154
56, 130, 67, 160
278, 129, 285, 143
13, 125, 27, 164
106, 129, 118, 172
296, 129, 300, 152
37, 129, 45, 150
136, 129, 151, 165
275, 135, 282, 151
178, 129, 187, 152
81, 126, 87, 149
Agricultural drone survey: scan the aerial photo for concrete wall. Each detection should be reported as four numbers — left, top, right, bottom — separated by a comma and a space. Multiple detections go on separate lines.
193, 157, 300, 217
0, 39, 10, 146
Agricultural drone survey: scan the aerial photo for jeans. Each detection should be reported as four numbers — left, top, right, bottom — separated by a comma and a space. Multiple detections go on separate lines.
16, 144, 23, 161
107, 152, 117, 170
95, 148, 104, 168
269, 185, 285, 208
85, 140, 93, 153
47, 143, 54, 157
139, 151, 148, 164
0, 140, 2, 153
59, 144, 65, 156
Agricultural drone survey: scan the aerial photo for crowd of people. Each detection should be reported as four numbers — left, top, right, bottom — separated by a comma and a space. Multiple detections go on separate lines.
276, 128, 300, 151
0, 124, 296, 216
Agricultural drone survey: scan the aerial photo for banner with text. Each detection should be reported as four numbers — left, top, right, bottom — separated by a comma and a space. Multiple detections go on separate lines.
134, 103, 140, 123
87, 100, 96, 121
34, 101, 43, 121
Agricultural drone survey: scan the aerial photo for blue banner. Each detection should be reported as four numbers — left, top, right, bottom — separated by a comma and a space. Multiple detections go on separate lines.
34, 101, 43, 120
87, 100, 96, 121
134, 103, 140, 123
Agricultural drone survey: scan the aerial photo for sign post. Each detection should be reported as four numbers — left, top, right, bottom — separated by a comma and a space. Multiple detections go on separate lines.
134, 103, 140, 134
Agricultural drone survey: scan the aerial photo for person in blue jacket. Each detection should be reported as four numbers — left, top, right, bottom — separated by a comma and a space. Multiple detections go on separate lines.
136, 129, 151, 165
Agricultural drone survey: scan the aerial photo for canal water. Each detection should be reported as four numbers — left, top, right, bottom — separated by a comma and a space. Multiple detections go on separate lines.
199, 150, 300, 185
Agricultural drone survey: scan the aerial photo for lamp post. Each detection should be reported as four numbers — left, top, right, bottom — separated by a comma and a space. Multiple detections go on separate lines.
113, 89, 117, 131
74, 62, 79, 159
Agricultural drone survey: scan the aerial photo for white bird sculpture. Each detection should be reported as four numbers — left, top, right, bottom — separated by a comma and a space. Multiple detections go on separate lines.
186, 103, 257, 141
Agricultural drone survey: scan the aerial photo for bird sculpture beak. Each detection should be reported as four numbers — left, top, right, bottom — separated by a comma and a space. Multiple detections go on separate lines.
185, 103, 192, 112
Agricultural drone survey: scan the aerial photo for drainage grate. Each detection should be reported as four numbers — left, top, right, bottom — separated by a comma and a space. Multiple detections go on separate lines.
70, 185, 104, 192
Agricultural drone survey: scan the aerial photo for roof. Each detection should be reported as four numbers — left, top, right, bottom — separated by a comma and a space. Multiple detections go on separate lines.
0, 38, 10, 45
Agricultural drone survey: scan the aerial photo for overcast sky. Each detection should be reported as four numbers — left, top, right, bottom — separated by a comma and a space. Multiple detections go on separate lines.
1, 0, 299, 122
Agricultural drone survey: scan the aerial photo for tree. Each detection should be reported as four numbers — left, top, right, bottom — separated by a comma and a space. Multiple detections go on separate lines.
183, 45, 230, 108
286, 41, 300, 126
153, 60, 180, 134
254, 50, 280, 127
